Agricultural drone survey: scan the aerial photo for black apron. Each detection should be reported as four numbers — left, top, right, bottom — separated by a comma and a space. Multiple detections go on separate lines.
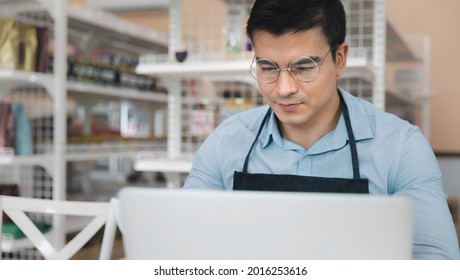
233, 92, 369, 193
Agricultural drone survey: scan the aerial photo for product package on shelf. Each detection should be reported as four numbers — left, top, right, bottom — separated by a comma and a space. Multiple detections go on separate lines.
0, 102, 15, 152
3, 88, 73, 156
0, 102, 40, 155
11, 102, 33, 155
0, 18, 41, 72
34, 27, 50, 73
62, 48, 167, 94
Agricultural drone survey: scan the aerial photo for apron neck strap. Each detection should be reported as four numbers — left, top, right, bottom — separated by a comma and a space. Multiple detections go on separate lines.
338, 91, 361, 179
242, 108, 272, 172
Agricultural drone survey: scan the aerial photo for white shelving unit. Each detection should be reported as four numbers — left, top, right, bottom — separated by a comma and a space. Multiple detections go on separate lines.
0, 0, 168, 259
67, 81, 168, 102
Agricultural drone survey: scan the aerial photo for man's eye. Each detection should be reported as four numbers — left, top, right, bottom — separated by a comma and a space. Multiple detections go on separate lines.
294, 65, 315, 73
260, 66, 277, 72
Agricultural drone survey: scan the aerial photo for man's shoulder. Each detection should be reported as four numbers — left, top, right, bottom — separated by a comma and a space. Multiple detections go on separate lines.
343, 90, 415, 129
219, 105, 270, 130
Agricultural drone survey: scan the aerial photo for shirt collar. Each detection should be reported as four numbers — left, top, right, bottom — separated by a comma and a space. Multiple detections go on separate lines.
260, 109, 280, 148
338, 88, 374, 142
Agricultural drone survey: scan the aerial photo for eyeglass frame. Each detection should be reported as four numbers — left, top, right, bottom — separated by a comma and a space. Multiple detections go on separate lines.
249, 48, 333, 84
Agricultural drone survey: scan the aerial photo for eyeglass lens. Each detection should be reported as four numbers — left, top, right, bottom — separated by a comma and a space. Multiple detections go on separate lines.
250, 56, 321, 84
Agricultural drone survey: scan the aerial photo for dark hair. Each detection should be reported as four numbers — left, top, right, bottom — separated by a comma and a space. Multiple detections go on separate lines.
246, 0, 346, 61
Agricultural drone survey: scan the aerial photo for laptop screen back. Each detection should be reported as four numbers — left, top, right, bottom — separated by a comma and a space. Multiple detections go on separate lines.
118, 187, 413, 260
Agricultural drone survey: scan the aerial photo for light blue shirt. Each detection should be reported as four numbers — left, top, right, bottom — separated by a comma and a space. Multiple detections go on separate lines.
183, 88, 460, 260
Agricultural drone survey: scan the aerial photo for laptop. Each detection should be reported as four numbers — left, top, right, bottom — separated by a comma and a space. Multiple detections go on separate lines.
117, 187, 413, 260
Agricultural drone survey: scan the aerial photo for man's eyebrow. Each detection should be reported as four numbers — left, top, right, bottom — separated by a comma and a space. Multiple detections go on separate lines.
308, 55, 322, 63
297, 56, 321, 63
254, 57, 279, 66
255, 55, 322, 62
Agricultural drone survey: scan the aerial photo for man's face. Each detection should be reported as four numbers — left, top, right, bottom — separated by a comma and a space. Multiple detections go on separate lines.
252, 29, 348, 132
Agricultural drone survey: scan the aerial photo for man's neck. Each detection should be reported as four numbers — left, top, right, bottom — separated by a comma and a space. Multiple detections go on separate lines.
278, 101, 342, 150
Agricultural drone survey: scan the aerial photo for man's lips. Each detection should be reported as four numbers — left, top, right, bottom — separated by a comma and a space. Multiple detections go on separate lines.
278, 103, 301, 111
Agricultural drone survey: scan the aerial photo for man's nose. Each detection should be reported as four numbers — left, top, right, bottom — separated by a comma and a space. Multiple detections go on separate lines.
276, 69, 298, 96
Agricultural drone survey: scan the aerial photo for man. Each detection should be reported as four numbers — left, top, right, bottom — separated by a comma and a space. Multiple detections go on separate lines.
183, 0, 459, 259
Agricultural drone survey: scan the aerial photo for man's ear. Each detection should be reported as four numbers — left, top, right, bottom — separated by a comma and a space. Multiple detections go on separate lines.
335, 42, 349, 78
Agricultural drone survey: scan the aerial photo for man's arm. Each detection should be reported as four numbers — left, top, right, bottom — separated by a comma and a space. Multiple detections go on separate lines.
183, 129, 226, 190
392, 128, 460, 259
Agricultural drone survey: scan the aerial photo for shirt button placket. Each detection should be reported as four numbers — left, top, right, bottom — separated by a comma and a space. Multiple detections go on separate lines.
298, 152, 312, 176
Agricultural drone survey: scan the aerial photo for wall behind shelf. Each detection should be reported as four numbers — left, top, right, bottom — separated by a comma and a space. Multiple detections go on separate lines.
387, 0, 460, 154
69, 0, 169, 34
116, 0, 230, 55
109, 10, 169, 36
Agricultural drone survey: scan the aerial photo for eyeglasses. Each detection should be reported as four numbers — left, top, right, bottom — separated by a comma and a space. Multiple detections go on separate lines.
249, 48, 332, 84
